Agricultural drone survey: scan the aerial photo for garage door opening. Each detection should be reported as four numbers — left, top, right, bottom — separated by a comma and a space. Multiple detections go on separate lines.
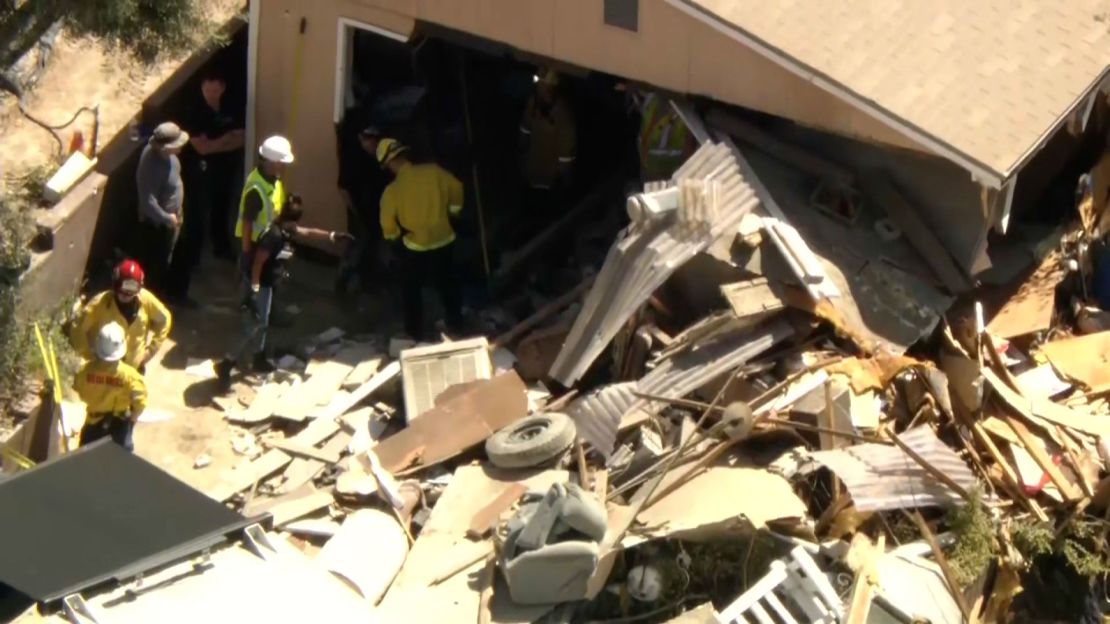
332, 20, 640, 303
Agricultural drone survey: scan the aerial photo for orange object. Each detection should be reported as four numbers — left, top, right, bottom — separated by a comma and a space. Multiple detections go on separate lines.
68, 131, 85, 156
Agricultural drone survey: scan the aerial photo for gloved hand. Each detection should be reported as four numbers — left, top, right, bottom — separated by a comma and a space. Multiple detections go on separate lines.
241, 286, 263, 318
333, 231, 355, 243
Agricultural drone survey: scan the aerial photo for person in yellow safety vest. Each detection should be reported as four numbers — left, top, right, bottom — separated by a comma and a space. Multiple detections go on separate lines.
236, 135, 293, 277
637, 92, 696, 183
71, 259, 172, 374
377, 138, 464, 340
74, 322, 147, 451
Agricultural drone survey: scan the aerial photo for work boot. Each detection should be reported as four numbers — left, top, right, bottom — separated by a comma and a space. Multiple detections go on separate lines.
252, 353, 276, 374
214, 358, 234, 394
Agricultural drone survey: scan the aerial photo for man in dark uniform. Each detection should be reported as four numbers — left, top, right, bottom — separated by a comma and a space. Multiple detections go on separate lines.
335, 121, 389, 294
167, 68, 244, 306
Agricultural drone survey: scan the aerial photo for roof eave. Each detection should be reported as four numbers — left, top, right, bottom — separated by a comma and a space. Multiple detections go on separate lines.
667, 0, 1007, 189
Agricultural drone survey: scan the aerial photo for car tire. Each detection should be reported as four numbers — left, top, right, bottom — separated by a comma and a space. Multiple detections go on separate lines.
486, 412, 577, 469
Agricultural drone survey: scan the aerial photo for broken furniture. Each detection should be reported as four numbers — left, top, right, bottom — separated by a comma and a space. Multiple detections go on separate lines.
715, 546, 844, 624
498, 482, 608, 605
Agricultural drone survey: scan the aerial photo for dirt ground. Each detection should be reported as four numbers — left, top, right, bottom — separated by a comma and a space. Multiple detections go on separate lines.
129, 252, 393, 493
0, 0, 241, 189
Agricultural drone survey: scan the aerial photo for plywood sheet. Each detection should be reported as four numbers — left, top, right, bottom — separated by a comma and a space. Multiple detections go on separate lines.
986, 250, 1063, 339
1040, 331, 1110, 390
627, 465, 805, 544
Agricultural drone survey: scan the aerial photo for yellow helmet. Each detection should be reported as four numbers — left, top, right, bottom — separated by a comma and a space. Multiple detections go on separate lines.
376, 137, 408, 168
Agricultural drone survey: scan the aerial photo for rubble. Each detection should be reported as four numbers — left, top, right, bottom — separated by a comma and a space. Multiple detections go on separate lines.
27, 106, 1110, 624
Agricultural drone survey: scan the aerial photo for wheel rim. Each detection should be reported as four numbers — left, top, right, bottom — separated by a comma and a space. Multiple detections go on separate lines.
509, 420, 549, 443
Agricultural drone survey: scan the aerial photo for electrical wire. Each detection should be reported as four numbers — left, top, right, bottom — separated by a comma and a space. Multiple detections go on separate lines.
17, 100, 98, 160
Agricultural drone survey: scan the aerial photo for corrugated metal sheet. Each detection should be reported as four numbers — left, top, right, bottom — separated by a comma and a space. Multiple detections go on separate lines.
808, 426, 978, 512
568, 321, 792, 458
637, 320, 793, 413
566, 382, 638, 459
549, 141, 763, 386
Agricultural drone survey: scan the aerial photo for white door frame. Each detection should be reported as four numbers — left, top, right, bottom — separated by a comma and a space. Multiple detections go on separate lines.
333, 17, 410, 124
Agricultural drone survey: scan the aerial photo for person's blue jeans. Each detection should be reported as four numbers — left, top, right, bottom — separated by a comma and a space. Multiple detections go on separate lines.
227, 278, 274, 369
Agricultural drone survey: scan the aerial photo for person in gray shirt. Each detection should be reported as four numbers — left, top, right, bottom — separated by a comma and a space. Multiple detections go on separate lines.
134, 122, 188, 298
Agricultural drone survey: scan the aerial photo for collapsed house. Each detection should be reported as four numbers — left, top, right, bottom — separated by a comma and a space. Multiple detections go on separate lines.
5, 1, 1110, 623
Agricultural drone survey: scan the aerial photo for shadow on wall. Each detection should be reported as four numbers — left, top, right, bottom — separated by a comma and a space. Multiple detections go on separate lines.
83, 27, 248, 294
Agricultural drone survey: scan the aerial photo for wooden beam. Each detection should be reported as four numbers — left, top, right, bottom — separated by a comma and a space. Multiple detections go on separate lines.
909, 511, 972, 622
267, 439, 342, 464
492, 276, 594, 348
1002, 415, 1083, 501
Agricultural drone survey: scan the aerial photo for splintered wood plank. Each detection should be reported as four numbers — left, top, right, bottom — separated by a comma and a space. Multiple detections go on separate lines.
275, 362, 356, 421
206, 418, 341, 502
226, 381, 287, 424
1003, 415, 1083, 501
343, 355, 384, 391
268, 440, 342, 464
245, 485, 335, 527
279, 432, 352, 495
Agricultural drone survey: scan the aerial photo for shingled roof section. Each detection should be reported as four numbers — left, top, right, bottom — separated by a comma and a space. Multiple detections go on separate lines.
671, 0, 1110, 184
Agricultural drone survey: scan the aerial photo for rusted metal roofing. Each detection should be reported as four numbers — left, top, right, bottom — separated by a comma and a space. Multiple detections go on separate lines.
807, 426, 978, 512
549, 141, 763, 386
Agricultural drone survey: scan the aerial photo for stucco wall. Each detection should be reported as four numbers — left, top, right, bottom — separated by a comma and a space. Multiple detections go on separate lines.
255, 0, 925, 235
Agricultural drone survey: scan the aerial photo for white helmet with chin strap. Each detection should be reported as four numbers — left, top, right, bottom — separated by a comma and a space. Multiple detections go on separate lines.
95, 322, 128, 363
258, 135, 295, 164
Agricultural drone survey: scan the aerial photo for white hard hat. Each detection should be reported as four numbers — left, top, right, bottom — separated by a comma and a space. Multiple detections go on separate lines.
95, 322, 128, 363
258, 135, 295, 164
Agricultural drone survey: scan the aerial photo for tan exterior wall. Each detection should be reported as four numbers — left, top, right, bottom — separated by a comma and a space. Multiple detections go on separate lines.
255, 0, 925, 234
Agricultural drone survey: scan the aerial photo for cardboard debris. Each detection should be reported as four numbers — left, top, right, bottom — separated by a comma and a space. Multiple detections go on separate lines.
625, 465, 806, 545
372, 371, 528, 473
1039, 330, 1110, 390
986, 249, 1064, 339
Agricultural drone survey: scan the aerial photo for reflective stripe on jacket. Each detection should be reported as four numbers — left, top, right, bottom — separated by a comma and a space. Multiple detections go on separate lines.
380, 162, 463, 251
236, 168, 286, 242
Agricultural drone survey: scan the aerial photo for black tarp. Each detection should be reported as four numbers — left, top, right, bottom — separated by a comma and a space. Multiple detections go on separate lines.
0, 440, 252, 604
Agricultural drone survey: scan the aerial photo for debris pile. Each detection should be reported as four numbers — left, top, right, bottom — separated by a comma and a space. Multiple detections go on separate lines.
198, 139, 1110, 624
